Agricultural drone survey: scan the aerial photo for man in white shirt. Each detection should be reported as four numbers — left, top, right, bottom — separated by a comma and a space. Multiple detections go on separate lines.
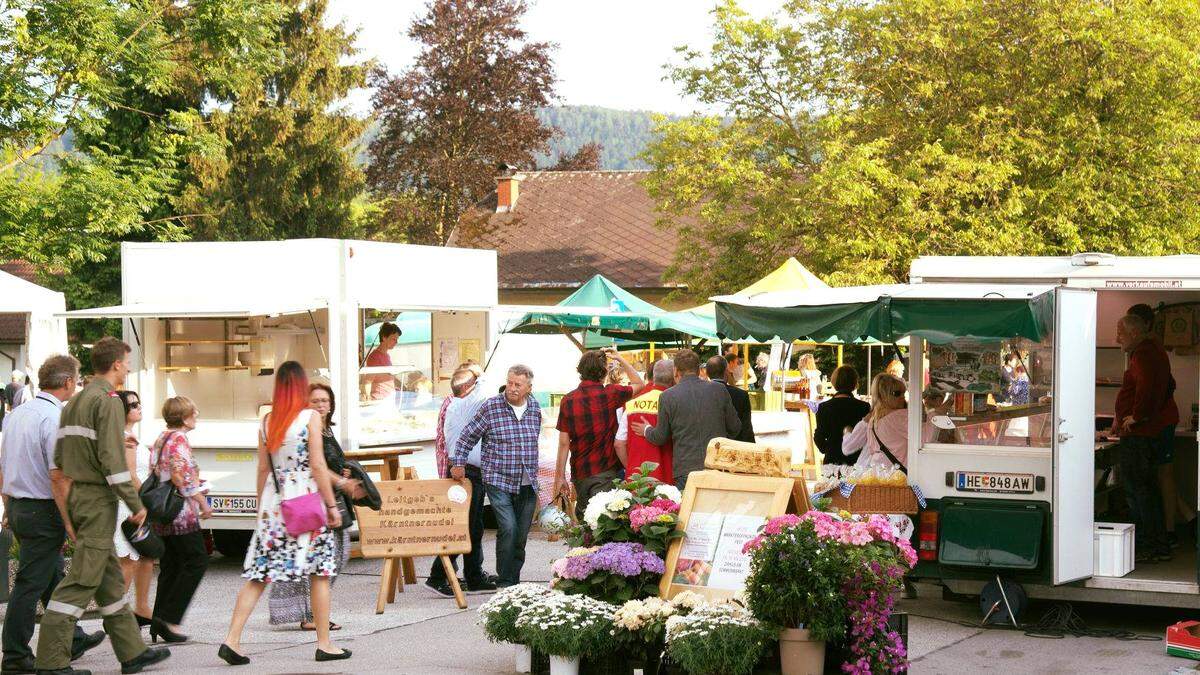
0, 356, 104, 673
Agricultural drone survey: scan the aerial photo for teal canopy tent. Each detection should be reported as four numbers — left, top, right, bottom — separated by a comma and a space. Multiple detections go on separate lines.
504, 274, 718, 344
713, 284, 1056, 345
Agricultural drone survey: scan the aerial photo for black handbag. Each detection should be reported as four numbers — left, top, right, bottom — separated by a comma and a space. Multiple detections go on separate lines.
139, 432, 186, 524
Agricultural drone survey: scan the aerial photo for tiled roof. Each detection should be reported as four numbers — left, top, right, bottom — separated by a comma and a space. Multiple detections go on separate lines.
0, 261, 37, 343
448, 170, 693, 290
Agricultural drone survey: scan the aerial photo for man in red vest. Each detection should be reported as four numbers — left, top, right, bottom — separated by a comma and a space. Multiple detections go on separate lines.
616, 360, 675, 482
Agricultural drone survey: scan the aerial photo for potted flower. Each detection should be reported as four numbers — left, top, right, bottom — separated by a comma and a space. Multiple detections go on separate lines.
570, 463, 683, 556
551, 541, 665, 603
478, 583, 554, 672
663, 603, 773, 675
611, 596, 677, 673
741, 512, 916, 674
515, 592, 619, 675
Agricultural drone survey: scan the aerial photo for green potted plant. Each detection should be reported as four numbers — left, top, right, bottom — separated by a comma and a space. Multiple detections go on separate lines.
742, 511, 916, 674
515, 592, 618, 675
663, 603, 773, 675
478, 583, 554, 672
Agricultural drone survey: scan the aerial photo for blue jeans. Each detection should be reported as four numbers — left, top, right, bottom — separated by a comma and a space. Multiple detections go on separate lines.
485, 484, 537, 586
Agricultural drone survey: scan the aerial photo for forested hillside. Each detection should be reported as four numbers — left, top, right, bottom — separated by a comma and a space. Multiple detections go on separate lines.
358, 105, 671, 170
537, 105, 673, 170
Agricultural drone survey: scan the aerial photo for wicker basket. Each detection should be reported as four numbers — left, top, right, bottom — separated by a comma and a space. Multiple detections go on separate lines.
827, 485, 919, 514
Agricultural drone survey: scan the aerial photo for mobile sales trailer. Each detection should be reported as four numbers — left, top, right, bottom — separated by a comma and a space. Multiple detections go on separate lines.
62, 239, 496, 556
715, 253, 1200, 608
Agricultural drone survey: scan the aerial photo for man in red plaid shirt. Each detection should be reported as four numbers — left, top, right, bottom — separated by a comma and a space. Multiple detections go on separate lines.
554, 348, 645, 519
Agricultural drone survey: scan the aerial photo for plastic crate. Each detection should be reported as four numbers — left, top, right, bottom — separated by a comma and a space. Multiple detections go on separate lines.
1093, 522, 1134, 577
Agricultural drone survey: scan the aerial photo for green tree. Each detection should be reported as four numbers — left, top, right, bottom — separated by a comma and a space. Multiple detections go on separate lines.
645, 0, 1200, 299
0, 0, 287, 270
177, 0, 370, 240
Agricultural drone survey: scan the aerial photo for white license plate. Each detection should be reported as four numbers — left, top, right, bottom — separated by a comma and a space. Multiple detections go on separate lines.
956, 471, 1034, 494
207, 495, 258, 515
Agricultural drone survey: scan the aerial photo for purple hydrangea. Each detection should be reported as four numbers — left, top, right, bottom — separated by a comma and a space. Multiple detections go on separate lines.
561, 554, 595, 580
587, 543, 665, 577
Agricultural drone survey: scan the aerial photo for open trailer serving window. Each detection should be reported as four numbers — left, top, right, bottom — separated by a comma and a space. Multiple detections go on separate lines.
356, 311, 446, 447
921, 335, 1054, 448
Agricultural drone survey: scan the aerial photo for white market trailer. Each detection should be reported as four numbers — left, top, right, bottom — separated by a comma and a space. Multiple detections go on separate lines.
716, 253, 1200, 608
63, 239, 496, 556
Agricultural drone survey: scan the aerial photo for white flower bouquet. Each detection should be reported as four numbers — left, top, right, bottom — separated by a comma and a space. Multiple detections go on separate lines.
515, 592, 619, 659
664, 603, 773, 675
478, 582, 554, 644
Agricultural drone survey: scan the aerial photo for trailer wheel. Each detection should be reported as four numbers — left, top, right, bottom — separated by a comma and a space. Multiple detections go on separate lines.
211, 530, 253, 559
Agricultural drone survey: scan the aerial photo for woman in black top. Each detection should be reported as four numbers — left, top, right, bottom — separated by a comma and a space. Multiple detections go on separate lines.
814, 365, 871, 465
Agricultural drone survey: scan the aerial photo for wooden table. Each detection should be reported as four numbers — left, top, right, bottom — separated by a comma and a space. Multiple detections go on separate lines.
344, 446, 419, 481
345, 446, 421, 601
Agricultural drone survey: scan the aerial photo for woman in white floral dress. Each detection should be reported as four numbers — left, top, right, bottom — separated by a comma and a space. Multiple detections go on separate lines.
218, 361, 350, 666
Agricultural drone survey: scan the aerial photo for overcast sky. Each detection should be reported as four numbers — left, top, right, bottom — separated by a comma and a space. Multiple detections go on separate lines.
327, 0, 784, 116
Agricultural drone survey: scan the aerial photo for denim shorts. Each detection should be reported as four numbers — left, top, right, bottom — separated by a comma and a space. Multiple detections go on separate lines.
1157, 424, 1177, 465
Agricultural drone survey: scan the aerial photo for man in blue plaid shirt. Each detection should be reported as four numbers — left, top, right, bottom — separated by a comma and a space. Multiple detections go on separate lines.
452, 364, 541, 588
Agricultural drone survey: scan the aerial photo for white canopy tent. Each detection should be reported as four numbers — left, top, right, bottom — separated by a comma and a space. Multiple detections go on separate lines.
0, 268, 68, 389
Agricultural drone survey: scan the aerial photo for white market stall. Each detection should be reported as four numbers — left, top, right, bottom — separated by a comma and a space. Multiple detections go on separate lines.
716, 253, 1200, 609
62, 239, 496, 556
0, 268, 68, 388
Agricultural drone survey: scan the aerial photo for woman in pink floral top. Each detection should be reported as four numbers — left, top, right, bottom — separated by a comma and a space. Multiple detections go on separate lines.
148, 396, 210, 644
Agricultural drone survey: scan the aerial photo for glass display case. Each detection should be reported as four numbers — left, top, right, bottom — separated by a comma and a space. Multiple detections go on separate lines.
922, 335, 1054, 448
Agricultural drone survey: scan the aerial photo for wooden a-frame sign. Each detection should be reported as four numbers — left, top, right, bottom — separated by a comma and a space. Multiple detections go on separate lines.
356, 477, 473, 611
659, 470, 801, 602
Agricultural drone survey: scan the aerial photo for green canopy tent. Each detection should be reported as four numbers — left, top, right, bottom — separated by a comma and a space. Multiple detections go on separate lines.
504, 274, 718, 345
713, 283, 1057, 345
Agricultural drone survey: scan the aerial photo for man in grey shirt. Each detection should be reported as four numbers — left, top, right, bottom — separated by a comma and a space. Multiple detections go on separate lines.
0, 355, 103, 673
427, 365, 496, 596
631, 349, 740, 490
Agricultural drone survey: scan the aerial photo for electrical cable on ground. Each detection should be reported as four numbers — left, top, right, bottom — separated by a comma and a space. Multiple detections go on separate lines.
905, 602, 1161, 642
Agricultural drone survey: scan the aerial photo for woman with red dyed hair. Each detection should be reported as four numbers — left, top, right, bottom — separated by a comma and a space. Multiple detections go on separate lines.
218, 362, 350, 666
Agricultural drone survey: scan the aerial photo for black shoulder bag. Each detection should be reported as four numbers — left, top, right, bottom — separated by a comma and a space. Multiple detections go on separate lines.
870, 423, 907, 473
139, 432, 186, 524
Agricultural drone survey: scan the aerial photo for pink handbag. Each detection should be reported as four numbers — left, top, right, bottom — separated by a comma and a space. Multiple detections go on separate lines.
265, 423, 327, 537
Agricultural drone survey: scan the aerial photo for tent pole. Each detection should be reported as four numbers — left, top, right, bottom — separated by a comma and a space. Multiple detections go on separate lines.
742, 343, 749, 389
649, 342, 655, 363
837, 344, 843, 367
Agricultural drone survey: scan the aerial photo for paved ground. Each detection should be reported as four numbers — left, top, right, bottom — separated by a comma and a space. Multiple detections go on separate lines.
3, 533, 1198, 674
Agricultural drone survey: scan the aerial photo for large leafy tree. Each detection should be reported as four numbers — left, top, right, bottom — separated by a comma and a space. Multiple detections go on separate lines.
645, 0, 1200, 298
367, 0, 558, 245
177, 0, 370, 240
0, 0, 286, 270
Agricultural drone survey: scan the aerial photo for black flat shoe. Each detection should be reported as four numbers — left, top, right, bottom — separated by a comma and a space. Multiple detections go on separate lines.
217, 645, 249, 667
148, 619, 187, 644
135, 614, 152, 628
314, 648, 352, 662
119, 646, 170, 674
33, 668, 90, 674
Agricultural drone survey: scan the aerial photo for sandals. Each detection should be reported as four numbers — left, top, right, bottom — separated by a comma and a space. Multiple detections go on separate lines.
299, 621, 342, 631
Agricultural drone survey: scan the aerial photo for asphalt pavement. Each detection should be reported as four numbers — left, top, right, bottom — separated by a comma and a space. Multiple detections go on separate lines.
3, 532, 1197, 674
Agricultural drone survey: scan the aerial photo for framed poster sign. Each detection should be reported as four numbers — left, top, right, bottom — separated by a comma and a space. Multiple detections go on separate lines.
660, 471, 795, 602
